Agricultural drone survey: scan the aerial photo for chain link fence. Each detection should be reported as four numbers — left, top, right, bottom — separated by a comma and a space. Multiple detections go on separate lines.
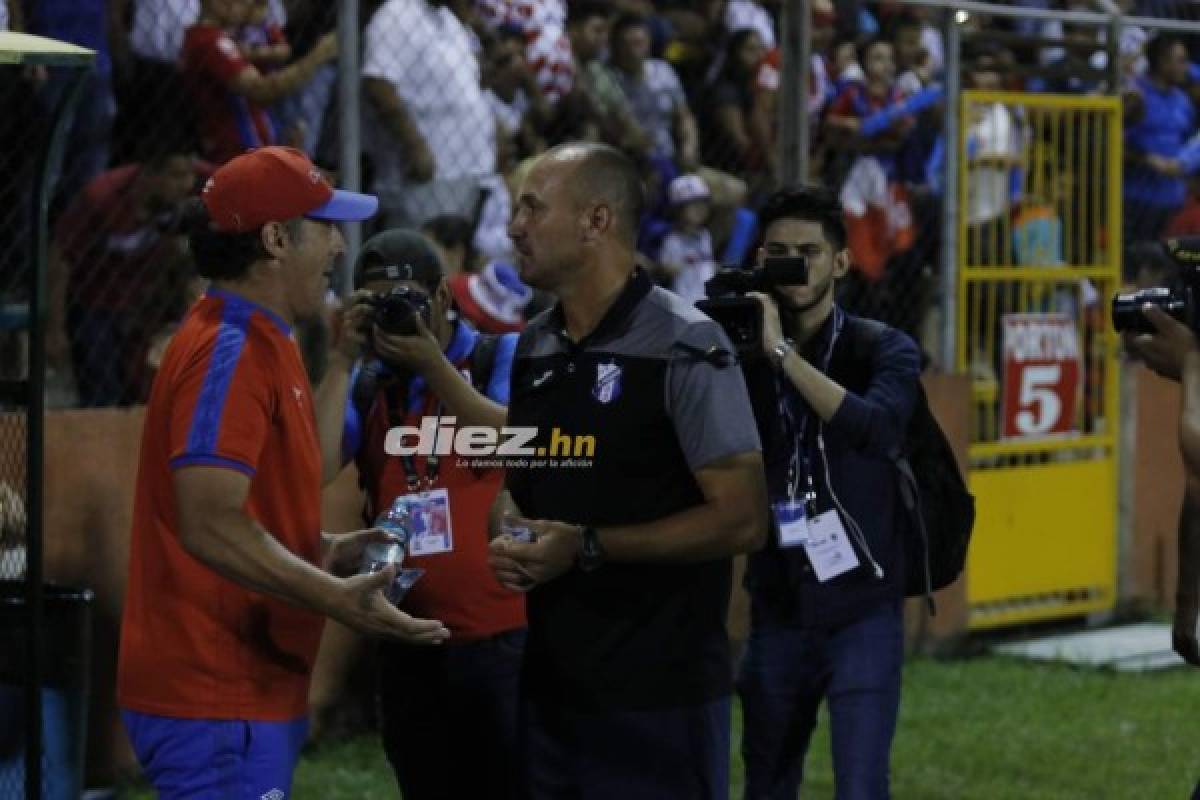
360, 0, 778, 325
12, 0, 803, 409
812, 5, 946, 357
0, 22, 96, 800
11, 0, 1200, 407
0, 53, 44, 800
24, 0, 338, 409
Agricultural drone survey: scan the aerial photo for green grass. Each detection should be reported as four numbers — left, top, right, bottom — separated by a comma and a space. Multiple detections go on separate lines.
118, 656, 1200, 799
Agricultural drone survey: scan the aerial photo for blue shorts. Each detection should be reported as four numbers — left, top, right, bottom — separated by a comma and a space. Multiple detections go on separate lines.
120, 709, 308, 799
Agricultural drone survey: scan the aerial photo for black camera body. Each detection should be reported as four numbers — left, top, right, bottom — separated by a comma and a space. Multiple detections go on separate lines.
368, 286, 433, 337
1113, 237, 1200, 334
696, 255, 809, 357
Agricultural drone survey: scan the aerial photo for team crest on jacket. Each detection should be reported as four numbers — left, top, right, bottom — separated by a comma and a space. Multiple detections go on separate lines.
593, 361, 622, 404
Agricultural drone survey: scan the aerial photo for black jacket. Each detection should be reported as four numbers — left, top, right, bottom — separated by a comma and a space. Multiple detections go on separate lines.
745, 309, 922, 629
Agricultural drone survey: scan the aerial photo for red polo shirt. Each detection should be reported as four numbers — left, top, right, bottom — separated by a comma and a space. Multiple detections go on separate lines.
118, 289, 323, 720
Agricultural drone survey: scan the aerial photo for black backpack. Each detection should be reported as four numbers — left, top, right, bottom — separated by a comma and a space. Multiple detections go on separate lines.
841, 319, 976, 610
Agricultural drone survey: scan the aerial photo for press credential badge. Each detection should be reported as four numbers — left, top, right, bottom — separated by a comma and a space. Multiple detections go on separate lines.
773, 499, 810, 548
804, 510, 859, 582
407, 488, 454, 556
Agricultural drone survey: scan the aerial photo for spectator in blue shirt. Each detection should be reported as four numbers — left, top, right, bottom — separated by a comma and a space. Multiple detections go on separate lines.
1124, 34, 1196, 246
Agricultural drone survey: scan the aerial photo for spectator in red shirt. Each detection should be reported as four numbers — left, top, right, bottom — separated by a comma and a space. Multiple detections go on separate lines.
476, 0, 574, 105
1165, 177, 1200, 239
47, 142, 207, 407
237, 0, 291, 72
181, 0, 337, 164
825, 37, 917, 281
825, 37, 915, 174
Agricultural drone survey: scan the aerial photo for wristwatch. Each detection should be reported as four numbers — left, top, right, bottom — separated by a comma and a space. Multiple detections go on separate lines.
577, 526, 606, 572
770, 339, 794, 370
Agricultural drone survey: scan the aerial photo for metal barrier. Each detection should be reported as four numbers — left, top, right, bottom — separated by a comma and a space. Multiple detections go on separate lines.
956, 89, 1123, 628
0, 28, 94, 800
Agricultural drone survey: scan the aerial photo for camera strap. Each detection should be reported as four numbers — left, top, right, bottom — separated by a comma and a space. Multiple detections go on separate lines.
391, 323, 482, 491
400, 394, 445, 491
779, 307, 844, 512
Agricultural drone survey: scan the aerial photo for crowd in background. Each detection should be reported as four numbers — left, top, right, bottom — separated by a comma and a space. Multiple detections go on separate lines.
2, 0, 1200, 408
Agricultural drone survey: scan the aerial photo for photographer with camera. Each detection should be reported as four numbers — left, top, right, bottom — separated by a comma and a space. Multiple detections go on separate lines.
1120, 290, 1200, 800
1119, 294, 1200, 671
1116, 237, 1200, 676
730, 186, 921, 800
314, 229, 526, 799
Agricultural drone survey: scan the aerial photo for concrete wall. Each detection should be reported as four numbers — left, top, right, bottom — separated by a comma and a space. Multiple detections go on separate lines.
1, 409, 144, 785
1129, 366, 1187, 609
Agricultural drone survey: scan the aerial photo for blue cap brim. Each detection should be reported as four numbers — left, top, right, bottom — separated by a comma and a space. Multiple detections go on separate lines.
306, 189, 379, 223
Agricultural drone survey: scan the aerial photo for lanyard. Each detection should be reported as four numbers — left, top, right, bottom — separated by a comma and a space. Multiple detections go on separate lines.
387, 322, 474, 491
780, 307, 844, 508
393, 325, 472, 491
399, 393, 444, 492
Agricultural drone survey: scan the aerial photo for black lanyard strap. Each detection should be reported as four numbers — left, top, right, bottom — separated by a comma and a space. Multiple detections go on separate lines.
397, 399, 444, 491
778, 308, 844, 505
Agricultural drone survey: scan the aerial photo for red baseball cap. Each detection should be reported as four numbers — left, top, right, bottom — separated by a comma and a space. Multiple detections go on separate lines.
201, 146, 378, 233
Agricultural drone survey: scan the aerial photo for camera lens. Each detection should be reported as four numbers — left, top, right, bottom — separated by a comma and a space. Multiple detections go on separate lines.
1112, 287, 1189, 334
763, 255, 809, 288
373, 287, 432, 335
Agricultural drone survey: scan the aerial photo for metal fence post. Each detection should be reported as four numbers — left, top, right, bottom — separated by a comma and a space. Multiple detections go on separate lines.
1110, 12, 1134, 611
940, 11, 961, 371
778, 0, 809, 184
338, 0, 362, 296
26, 60, 90, 800
1107, 13, 1122, 93
797, 0, 811, 184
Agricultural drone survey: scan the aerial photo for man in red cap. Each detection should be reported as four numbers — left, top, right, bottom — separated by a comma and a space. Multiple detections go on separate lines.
117, 147, 450, 799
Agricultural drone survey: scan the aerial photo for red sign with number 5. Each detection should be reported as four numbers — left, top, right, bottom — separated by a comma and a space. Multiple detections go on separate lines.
1001, 314, 1082, 439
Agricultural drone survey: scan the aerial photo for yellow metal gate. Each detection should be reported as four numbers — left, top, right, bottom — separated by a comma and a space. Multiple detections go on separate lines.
957, 91, 1121, 629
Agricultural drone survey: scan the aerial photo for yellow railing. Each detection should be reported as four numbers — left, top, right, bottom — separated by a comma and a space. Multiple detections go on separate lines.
955, 91, 1122, 629
956, 91, 1122, 463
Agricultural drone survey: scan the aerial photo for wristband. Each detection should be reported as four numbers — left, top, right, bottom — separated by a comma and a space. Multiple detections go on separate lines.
577, 526, 606, 572
770, 339, 794, 370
